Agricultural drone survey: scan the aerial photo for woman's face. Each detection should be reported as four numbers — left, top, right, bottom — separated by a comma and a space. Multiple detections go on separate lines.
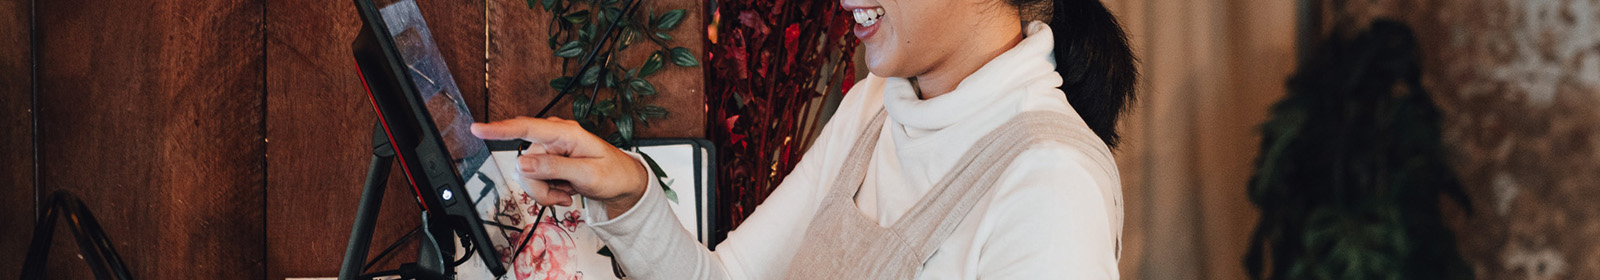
843, 0, 1016, 78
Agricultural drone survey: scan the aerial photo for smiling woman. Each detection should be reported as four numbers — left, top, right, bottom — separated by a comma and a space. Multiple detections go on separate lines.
470, 0, 1136, 278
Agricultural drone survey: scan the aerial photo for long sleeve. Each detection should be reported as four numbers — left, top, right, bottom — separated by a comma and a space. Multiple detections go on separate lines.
582, 131, 844, 279
580, 82, 883, 279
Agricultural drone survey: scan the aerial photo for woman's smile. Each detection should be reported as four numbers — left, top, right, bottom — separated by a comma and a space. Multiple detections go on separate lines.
841, 3, 885, 41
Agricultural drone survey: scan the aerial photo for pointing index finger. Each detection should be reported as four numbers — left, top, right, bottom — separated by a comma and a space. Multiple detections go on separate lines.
471, 117, 550, 141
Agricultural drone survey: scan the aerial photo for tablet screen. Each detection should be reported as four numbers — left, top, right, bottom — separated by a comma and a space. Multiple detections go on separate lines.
376, 0, 519, 274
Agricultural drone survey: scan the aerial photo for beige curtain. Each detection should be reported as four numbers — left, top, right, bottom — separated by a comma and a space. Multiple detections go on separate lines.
1103, 1, 1298, 279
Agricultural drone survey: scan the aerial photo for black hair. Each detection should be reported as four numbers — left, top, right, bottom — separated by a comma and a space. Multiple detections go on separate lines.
1012, 0, 1138, 148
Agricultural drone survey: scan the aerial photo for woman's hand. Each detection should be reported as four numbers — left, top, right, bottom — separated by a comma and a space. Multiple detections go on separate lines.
471, 116, 648, 219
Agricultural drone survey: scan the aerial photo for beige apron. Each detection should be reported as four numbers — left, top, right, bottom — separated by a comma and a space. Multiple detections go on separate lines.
783, 109, 1116, 279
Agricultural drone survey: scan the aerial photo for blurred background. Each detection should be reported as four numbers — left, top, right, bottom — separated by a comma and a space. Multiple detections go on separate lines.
1, 0, 1597, 279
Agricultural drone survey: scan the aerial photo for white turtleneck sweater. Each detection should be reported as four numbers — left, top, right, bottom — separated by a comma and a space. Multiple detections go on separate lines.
585, 22, 1122, 279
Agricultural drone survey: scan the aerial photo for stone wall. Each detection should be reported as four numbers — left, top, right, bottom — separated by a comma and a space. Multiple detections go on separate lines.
1323, 0, 1600, 279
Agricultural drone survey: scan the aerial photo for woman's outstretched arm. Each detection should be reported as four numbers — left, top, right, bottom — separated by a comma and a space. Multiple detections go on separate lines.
471, 87, 875, 279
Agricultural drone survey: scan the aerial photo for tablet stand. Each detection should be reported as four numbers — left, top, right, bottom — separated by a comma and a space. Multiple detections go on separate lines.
338, 122, 453, 280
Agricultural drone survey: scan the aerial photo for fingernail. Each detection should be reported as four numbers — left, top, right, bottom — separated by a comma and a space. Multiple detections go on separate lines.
520, 156, 537, 172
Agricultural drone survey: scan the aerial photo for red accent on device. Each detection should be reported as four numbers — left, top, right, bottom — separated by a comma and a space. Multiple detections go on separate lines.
354, 57, 430, 212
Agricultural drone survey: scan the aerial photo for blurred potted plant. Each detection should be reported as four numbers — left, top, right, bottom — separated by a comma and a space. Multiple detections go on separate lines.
1244, 20, 1474, 280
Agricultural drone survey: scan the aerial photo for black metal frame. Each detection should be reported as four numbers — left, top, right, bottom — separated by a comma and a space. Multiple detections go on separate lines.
20, 191, 134, 280
337, 124, 451, 280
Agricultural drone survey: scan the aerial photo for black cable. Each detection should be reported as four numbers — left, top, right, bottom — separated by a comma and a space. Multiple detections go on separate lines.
533, 0, 645, 118
359, 269, 404, 279
29, 0, 41, 223
451, 237, 476, 267
363, 225, 424, 272
511, 205, 550, 260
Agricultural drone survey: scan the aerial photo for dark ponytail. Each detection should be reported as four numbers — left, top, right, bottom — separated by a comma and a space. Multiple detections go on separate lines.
1014, 0, 1137, 148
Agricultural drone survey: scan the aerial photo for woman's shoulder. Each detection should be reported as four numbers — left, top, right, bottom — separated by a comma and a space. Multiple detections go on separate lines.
981, 133, 1124, 245
1006, 140, 1117, 186
985, 109, 1122, 220
1001, 104, 1117, 178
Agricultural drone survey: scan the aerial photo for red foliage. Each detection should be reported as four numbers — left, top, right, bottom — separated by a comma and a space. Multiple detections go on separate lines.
705, 0, 858, 237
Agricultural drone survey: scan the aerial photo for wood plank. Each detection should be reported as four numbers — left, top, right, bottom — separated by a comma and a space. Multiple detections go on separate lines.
264, 0, 485, 278
0, 0, 35, 278
486, 0, 705, 138
31, 0, 265, 279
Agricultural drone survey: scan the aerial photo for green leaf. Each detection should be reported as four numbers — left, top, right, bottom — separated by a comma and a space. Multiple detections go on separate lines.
598, 7, 622, 27
639, 51, 665, 76
603, 132, 625, 147
617, 29, 637, 51
549, 76, 574, 92
653, 31, 673, 41
639, 152, 669, 177
604, 70, 620, 89
554, 41, 584, 58
538, 0, 555, 10
571, 94, 592, 119
640, 105, 669, 118
563, 10, 590, 24
614, 114, 634, 143
619, 85, 635, 103
655, 9, 686, 30
595, 99, 616, 114
637, 152, 679, 203
579, 66, 601, 86
669, 47, 699, 67
602, 0, 619, 5
663, 186, 679, 203
579, 22, 595, 42
597, 246, 613, 257
628, 78, 657, 96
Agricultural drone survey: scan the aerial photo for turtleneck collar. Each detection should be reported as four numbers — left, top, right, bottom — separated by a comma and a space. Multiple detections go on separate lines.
881, 21, 1062, 134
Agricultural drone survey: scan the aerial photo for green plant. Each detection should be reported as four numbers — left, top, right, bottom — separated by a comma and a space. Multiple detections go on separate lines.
1244, 20, 1474, 280
525, 0, 700, 275
530, 0, 700, 147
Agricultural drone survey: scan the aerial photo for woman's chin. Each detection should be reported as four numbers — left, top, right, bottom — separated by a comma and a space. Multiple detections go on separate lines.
867, 66, 913, 79
863, 56, 903, 78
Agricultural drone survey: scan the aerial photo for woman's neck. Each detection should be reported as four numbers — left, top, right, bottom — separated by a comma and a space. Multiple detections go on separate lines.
911, 26, 1026, 100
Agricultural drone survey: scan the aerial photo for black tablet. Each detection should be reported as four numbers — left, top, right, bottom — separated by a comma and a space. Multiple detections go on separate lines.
350, 0, 511, 276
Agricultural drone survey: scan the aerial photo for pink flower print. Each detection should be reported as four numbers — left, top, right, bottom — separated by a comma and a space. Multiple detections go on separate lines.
503, 197, 520, 214
513, 217, 578, 280
499, 197, 525, 226
560, 210, 585, 231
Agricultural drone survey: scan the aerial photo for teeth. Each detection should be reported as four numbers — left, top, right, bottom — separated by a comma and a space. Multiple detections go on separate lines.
851, 8, 886, 27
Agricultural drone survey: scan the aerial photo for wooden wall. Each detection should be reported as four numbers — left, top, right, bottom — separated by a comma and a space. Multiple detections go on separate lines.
1, 0, 705, 279
29, 0, 267, 279
0, 0, 35, 277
